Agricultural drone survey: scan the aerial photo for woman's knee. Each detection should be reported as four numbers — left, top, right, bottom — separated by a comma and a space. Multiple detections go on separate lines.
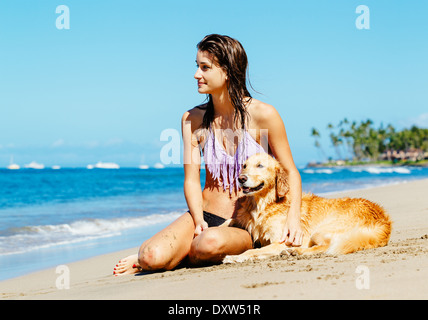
189, 228, 225, 261
138, 243, 170, 270
137, 213, 195, 270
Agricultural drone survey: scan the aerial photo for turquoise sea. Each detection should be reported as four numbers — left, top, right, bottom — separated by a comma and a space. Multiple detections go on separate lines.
1, 165, 428, 281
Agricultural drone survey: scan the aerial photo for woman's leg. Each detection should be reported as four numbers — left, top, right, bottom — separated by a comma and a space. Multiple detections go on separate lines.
114, 215, 253, 275
188, 226, 253, 265
114, 212, 195, 275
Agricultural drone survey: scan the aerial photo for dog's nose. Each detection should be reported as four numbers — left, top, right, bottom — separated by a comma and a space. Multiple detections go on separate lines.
238, 175, 248, 185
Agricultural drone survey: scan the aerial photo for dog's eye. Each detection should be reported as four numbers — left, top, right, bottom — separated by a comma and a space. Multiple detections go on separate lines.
257, 163, 264, 168
243, 164, 247, 169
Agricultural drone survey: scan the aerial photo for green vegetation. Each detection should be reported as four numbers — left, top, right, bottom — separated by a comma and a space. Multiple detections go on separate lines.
310, 119, 428, 166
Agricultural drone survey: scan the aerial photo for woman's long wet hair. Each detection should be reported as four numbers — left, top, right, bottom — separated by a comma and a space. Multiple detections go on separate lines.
197, 34, 252, 130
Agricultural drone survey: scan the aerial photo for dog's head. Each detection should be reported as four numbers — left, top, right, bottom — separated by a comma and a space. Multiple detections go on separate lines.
238, 153, 289, 200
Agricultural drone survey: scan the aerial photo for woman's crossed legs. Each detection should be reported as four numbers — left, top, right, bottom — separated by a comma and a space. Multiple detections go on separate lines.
113, 212, 252, 275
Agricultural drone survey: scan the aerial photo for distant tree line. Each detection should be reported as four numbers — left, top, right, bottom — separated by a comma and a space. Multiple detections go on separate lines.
311, 119, 428, 163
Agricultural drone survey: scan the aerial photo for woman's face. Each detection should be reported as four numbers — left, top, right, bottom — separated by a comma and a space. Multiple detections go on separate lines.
194, 50, 228, 95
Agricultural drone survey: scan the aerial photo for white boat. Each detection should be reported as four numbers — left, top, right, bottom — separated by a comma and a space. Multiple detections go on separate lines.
24, 161, 45, 169
139, 164, 149, 169
7, 156, 20, 170
7, 163, 20, 170
153, 163, 165, 169
94, 162, 120, 169
51, 165, 61, 170
86, 164, 94, 169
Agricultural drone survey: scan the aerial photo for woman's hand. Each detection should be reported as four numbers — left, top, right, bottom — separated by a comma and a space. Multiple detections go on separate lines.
194, 220, 209, 237
280, 209, 303, 246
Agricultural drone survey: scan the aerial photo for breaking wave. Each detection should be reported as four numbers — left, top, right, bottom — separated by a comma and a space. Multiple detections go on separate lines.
0, 211, 183, 255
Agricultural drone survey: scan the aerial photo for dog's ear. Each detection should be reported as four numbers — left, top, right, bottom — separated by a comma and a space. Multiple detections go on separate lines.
276, 165, 289, 199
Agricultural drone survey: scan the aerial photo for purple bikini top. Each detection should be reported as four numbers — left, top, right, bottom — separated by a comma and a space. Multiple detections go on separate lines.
203, 127, 266, 193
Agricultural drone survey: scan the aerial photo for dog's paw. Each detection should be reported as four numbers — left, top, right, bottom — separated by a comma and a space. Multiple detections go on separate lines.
280, 248, 301, 257
223, 255, 239, 264
223, 254, 249, 264
280, 248, 295, 256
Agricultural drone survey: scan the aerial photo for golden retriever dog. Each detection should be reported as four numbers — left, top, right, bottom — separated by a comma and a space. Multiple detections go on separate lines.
223, 153, 392, 263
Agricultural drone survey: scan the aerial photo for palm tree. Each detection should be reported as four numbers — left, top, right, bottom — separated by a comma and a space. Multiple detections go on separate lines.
310, 127, 327, 161
326, 123, 344, 160
311, 118, 428, 164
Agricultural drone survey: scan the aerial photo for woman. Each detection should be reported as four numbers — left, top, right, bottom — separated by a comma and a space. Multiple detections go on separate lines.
114, 34, 303, 275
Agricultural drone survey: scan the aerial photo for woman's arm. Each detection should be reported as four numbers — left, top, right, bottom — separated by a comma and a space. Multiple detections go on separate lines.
181, 110, 208, 236
255, 103, 304, 246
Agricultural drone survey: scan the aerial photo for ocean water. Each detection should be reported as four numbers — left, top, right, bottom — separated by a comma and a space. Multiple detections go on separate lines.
1, 165, 428, 281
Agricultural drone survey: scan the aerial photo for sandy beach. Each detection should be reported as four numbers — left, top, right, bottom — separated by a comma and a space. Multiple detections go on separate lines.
1, 179, 427, 300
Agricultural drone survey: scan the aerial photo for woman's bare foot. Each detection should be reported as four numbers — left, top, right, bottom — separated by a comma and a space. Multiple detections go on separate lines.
113, 254, 141, 276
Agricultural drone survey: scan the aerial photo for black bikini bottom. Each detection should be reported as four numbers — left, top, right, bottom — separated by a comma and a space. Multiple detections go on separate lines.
203, 211, 227, 227
186, 210, 227, 227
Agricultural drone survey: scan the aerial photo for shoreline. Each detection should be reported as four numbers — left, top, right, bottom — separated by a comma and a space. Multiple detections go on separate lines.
306, 160, 428, 168
1, 174, 423, 283
2, 178, 428, 300
0, 176, 421, 282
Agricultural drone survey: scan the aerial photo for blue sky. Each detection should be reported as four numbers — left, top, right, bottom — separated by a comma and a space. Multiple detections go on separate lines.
0, 0, 427, 167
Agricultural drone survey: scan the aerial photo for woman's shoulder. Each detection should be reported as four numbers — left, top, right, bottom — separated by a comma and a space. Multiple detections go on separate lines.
182, 103, 207, 127
247, 98, 280, 123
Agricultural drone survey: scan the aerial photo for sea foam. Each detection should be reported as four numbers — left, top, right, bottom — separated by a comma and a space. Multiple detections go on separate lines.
350, 167, 411, 174
0, 211, 183, 255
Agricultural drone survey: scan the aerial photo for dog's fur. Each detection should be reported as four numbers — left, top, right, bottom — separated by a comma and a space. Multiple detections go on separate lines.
223, 153, 392, 263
